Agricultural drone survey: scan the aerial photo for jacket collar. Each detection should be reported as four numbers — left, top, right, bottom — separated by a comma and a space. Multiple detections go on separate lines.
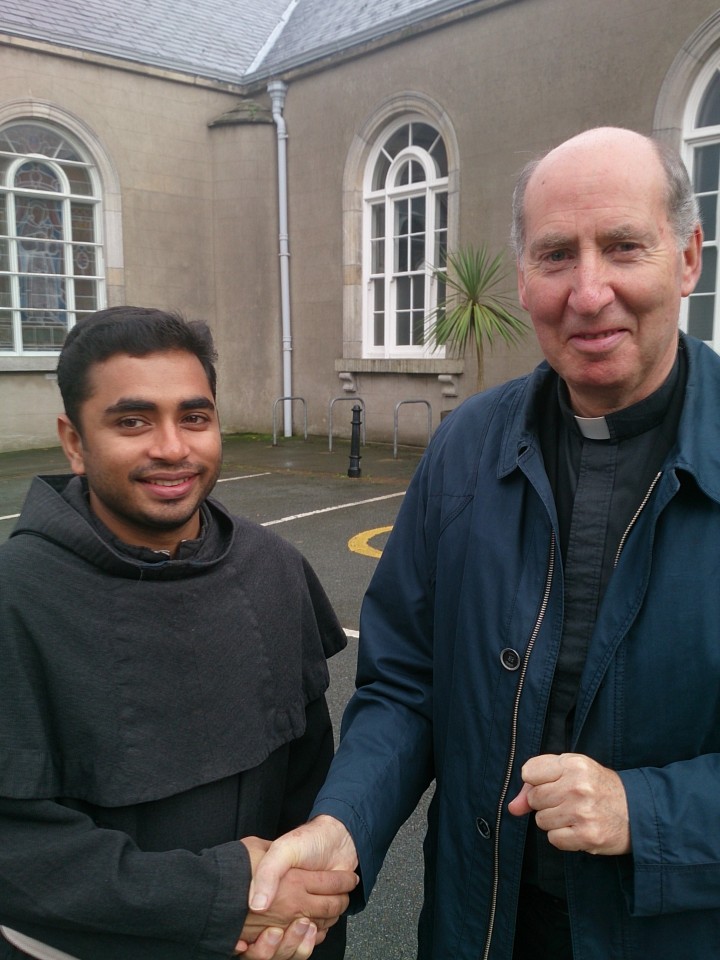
498, 334, 720, 505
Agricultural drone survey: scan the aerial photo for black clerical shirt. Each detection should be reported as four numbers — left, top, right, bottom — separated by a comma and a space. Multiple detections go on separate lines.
523, 341, 687, 899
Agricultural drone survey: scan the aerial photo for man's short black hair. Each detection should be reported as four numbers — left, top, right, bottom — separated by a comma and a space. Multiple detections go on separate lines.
57, 306, 218, 429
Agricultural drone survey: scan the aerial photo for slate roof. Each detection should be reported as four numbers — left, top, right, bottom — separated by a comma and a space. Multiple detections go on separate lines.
0, 0, 480, 86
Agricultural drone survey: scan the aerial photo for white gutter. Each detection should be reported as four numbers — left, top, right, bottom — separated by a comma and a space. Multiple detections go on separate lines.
268, 79, 293, 437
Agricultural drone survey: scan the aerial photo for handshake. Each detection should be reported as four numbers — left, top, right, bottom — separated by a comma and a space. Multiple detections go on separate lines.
237, 816, 358, 960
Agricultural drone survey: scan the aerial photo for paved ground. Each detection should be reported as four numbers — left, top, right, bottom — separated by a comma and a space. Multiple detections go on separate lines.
0, 433, 433, 960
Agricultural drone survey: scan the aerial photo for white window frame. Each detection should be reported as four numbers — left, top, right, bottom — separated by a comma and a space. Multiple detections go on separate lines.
0, 120, 106, 356
681, 58, 720, 354
362, 117, 448, 360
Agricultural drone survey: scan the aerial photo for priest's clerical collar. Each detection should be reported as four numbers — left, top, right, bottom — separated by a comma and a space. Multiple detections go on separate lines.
557, 352, 681, 442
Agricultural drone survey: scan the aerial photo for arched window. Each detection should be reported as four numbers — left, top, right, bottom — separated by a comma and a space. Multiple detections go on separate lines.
0, 121, 105, 355
363, 118, 448, 358
683, 64, 720, 352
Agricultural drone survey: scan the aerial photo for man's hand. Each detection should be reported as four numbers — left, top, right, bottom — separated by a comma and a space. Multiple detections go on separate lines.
235, 832, 358, 959
508, 753, 631, 856
248, 817, 359, 914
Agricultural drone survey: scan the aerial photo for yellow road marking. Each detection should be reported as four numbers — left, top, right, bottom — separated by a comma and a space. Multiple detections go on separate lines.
348, 525, 393, 558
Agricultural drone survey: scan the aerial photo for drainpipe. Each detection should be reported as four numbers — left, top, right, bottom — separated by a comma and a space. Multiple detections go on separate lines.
268, 80, 293, 437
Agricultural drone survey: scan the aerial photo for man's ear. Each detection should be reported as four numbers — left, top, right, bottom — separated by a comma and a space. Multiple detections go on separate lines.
57, 414, 86, 475
680, 223, 704, 298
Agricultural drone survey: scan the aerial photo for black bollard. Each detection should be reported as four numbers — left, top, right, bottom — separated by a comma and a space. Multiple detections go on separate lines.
348, 404, 362, 478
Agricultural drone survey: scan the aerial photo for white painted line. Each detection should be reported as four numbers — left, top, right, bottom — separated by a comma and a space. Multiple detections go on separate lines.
344, 628, 359, 639
217, 472, 272, 483
262, 491, 405, 526
1, 485, 404, 529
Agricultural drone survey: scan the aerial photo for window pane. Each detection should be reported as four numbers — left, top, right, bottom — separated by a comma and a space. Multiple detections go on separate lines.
397, 276, 410, 310
384, 124, 410, 160
74, 278, 98, 313
693, 144, 720, 194
16, 196, 64, 242
687, 294, 715, 340
73, 244, 96, 277
394, 199, 409, 271
0, 274, 11, 307
71, 202, 95, 242
699, 194, 717, 241
0, 198, 7, 236
412, 310, 425, 345
696, 73, 720, 128
21, 311, 67, 351
410, 160, 425, 184
20, 273, 66, 312
373, 279, 384, 346
0, 309, 12, 349
15, 161, 62, 193
371, 203, 385, 239
411, 196, 426, 231
411, 123, 438, 153
695, 245, 717, 294
372, 152, 390, 191
411, 234, 425, 270
0, 238, 9, 271
431, 138, 448, 177
396, 310, 410, 345
371, 237, 384, 274
412, 275, 425, 344
66, 166, 93, 196
397, 160, 410, 187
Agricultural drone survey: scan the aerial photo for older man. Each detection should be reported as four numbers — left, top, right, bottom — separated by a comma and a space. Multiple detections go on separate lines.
248, 128, 720, 960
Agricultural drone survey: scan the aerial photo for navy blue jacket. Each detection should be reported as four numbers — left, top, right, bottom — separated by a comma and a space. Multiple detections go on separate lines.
313, 334, 720, 959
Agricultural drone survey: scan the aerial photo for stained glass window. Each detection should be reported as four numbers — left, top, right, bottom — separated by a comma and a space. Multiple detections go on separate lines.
0, 122, 104, 354
364, 120, 449, 358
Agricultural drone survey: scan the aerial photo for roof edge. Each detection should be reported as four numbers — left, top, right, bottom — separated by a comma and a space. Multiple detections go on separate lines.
242, 0, 519, 85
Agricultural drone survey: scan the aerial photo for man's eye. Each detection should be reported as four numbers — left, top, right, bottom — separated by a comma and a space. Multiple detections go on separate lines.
547, 250, 567, 263
183, 414, 209, 425
118, 417, 146, 429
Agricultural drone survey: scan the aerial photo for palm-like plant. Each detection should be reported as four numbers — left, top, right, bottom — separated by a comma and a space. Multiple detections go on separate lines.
426, 244, 528, 393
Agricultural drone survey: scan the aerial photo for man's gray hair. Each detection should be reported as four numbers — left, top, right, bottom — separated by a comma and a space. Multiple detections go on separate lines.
510, 135, 700, 259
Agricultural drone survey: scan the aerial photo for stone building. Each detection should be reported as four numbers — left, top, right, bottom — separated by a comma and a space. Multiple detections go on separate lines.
1, 0, 719, 450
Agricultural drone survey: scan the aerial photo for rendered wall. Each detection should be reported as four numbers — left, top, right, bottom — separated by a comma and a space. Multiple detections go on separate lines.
279, 0, 720, 443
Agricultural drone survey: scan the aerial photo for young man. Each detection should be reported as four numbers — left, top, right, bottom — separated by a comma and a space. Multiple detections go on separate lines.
250, 129, 720, 959
0, 307, 355, 960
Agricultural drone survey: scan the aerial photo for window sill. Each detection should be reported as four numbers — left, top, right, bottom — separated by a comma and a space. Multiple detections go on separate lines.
0, 356, 59, 373
335, 358, 464, 375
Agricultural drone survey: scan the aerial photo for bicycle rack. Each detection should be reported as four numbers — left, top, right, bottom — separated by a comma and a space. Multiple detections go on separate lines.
393, 399, 432, 459
272, 396, 308, 446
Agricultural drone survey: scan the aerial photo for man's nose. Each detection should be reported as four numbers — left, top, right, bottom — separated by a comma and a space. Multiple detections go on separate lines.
567, 255, 615, 316
148, 423, 190, 462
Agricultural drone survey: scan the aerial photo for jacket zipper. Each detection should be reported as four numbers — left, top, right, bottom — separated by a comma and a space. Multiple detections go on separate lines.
613, 471, 662, 568
482, 534, 556, 960
481, 471, 661, 958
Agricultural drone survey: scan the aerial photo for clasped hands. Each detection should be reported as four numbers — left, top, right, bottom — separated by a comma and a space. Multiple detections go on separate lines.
236, 821, 359, 960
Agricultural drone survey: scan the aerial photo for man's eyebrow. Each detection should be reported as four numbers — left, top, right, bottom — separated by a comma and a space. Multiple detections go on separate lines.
103, 397, 215, 415
528, 233, 572, 258
178, 397, 215, 412
104, 398, 157, 415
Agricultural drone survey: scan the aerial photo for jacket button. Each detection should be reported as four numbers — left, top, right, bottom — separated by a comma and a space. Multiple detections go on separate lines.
500, 648, 520, 671
476, 818, 492, 839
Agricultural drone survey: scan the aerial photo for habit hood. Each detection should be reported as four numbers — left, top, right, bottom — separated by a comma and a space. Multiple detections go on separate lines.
0, 475, 346, 807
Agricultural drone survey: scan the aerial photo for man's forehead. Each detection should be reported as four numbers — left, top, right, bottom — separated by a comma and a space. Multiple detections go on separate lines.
86, 349, 213, 400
